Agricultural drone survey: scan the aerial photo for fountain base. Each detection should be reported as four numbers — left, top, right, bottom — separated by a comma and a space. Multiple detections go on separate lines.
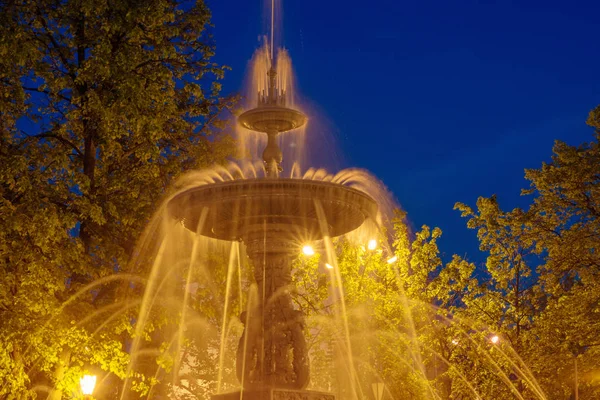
212, 389, 335, 400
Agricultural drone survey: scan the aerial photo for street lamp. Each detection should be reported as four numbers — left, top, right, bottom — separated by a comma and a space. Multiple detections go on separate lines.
367, 239, 377, 250
490, 335, 500, 344
80, 374, 96, 398
574, 355, 579, 400
372, 381, 385, 400
302, 245, 315, 256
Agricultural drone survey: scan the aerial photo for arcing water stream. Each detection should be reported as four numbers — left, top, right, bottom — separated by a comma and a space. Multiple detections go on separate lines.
117, 3, 546, 396
12, 1, 550, 399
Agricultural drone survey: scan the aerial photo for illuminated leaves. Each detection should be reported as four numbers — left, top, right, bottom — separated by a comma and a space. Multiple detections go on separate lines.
1, 0, 235, 396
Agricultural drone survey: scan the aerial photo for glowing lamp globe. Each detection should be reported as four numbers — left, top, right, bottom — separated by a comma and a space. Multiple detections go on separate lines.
302, 245, 315, 256
367, 239, 377, 250
80, 375, 96, 396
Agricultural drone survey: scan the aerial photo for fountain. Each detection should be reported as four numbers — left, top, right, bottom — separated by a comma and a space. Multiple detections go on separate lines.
121, 4, 545, 399
166, 4, 377, 400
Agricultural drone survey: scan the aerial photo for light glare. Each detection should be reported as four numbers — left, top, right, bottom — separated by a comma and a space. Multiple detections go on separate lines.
80, 374, 96, 395
325, 263, 334, 269
490, 335, 500, 344
302, 245, 315, 256
367, 239, 377, 250
387, 256, 397, 264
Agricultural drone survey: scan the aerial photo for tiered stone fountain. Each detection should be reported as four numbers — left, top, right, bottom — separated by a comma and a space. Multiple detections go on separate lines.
168, 60, 377, 399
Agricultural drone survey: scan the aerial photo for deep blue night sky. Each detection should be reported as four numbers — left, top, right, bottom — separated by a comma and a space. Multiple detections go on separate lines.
206, 0, 599, 264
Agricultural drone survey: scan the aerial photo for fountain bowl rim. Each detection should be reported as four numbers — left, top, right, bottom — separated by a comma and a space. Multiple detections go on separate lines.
167, 177, 378, 242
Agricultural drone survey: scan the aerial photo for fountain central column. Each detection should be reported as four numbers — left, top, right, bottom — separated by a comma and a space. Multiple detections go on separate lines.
236, 233, 309, 390
262, 128, 283, 177
205, 47, 340, 400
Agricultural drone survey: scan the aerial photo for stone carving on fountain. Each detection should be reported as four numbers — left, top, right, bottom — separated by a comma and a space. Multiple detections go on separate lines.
272, 390, 336, 400
237, 249, 309, 390
168, 51, 377, 400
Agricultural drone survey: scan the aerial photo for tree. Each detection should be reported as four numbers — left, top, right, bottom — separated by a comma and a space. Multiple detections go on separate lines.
454, 196, 538, 354
0, 0, 235, 397
452, 105, 600, 399
454, 197, 542, 398
521, 106, 600, 399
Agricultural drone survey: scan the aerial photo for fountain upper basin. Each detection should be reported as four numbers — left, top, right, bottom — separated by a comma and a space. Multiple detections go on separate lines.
168, 178, 377, 243
238, 106, 307, 133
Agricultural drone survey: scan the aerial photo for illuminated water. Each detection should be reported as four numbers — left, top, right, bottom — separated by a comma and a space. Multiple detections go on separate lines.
13, 2, 550, 399
111, 36, 546, 398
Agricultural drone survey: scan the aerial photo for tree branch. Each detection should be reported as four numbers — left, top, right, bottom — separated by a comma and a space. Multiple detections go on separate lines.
22, 85, 72, 103
25, 132, 83, 158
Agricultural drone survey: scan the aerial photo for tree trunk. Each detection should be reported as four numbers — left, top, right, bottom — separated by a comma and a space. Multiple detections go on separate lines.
46, 348, 71, 400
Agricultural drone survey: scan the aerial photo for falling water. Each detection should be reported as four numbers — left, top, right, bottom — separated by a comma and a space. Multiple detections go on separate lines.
216, 242, 241, 391
24, 1, 551, 399
314, 198, 361, 400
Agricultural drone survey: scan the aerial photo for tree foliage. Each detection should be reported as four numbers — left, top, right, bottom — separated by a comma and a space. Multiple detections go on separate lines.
449, 105, 600, 399
2, 0, 599, 397
0, 0, 234, 397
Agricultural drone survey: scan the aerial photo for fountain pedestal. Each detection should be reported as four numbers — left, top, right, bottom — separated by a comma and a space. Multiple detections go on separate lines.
214, 236, 333, 400
236, 239, 308, 390
213, 235, 335, 400
212, 388, 335, 400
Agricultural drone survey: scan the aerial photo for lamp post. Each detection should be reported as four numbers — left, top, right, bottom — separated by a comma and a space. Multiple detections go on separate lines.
574, 356, 579, 400
372, 381, 385, 400
80, 375, 96, 399
569, 343, 584, 400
